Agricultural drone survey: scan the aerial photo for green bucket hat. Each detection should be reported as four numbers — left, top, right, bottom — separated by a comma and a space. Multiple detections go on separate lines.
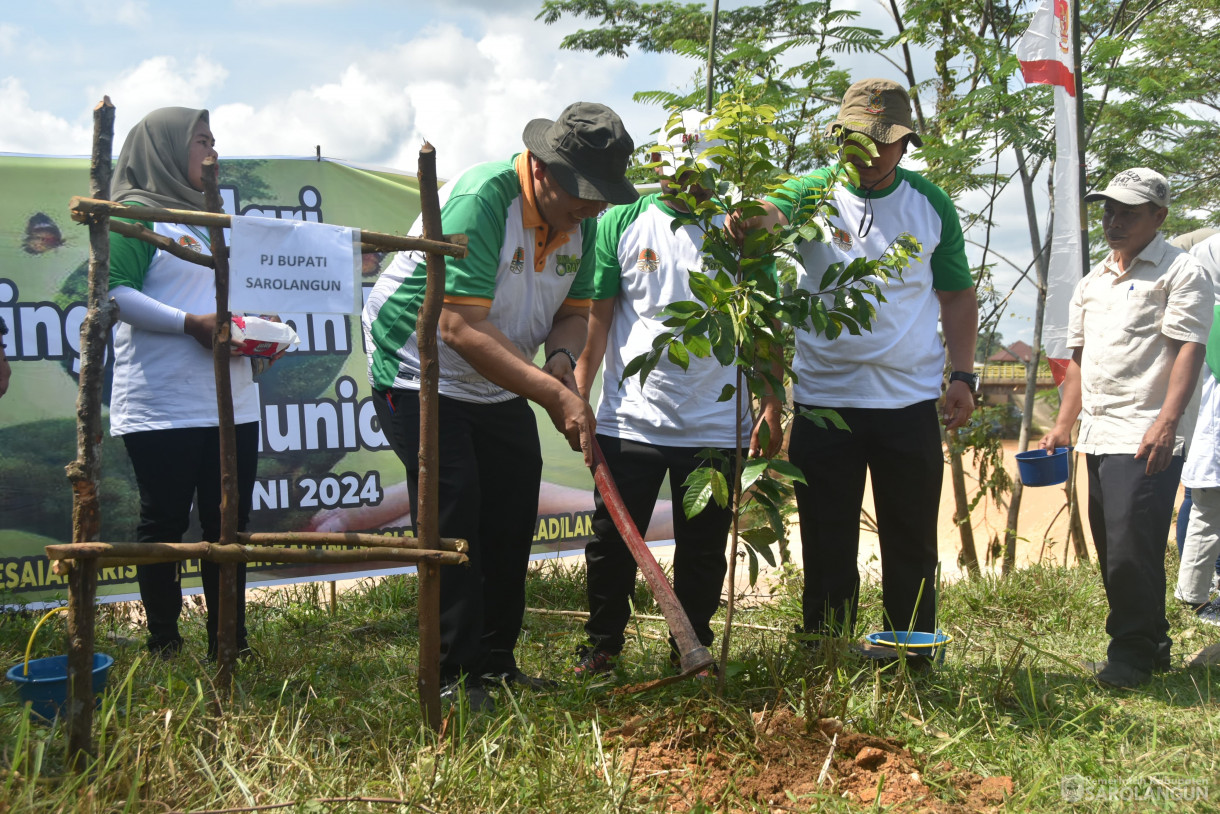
826, 78, 923, 148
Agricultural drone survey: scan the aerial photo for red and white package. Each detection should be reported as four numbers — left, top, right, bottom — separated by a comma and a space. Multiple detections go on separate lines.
230, 314, 299, 358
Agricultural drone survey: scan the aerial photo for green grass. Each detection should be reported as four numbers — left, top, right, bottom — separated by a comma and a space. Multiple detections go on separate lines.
1, 554, 1217, 812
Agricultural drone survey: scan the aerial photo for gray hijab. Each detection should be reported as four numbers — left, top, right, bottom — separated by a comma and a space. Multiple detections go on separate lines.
112, 107, 210, 211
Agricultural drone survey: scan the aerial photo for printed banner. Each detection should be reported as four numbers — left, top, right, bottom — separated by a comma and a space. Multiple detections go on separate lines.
229, 215, 361, 315
0, 154, 643, 607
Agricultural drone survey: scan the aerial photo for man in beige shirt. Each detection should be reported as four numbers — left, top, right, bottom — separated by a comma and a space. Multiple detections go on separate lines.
1041, 167, 1213, 688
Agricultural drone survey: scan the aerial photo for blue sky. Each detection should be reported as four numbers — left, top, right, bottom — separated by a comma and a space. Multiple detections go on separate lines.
0, 0, 1054, 344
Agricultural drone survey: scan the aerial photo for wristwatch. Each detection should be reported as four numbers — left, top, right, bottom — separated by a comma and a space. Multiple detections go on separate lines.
948, 370, 979, 391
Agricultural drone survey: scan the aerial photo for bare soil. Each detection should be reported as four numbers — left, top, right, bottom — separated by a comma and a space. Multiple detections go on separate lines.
605, 707, 1013, 812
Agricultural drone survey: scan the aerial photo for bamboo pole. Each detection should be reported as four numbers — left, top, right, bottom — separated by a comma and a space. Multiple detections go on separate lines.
70, 197, 469, 258
414, 142, 445, 731
200, 158, 241, 693
65, 97, 117, 770
241, 531, 467, 553
47, 541, 467, 567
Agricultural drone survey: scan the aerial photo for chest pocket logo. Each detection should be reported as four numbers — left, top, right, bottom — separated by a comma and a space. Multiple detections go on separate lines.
509, 247, 526, 274
178, 235, 202, 250
830, 227, 853, 251
554, 254, 581, 277
635, 248, 660, 273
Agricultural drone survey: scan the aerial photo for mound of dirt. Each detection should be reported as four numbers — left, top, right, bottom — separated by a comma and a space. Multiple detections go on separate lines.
604, 708, 1012, 812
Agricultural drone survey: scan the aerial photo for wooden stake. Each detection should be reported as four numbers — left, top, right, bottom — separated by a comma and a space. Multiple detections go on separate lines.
201, 158, 240, 695
415, 143, 445, 729
46, 541, 468, 567
70, 197, 469, 258
64, 97, 115, 770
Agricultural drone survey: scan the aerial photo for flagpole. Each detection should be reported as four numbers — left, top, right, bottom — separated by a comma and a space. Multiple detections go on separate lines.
1073, 0, 1089, 276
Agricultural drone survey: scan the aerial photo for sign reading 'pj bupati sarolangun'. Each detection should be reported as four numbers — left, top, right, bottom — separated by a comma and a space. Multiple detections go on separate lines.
229, 214, 361, 315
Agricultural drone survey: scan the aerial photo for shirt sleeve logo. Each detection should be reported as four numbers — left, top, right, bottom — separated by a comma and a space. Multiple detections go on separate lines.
177, 235, 202, 250
554, 254, 582, 277
635, 247, 660, 273
509, 246, 526, 274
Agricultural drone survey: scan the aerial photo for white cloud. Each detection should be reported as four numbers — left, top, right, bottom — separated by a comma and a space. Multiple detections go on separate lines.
0, 24, 18, 54
0, 78, 92, 154
114, 1, 150, 26
92, 56, 229, 142
212, 63, 414, 163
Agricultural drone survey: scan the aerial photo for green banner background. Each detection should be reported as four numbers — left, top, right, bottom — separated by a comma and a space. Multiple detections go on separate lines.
0, 154, 606, 606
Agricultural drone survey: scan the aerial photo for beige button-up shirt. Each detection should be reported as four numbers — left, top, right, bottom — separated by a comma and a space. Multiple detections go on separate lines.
1068, 233, 1213, 456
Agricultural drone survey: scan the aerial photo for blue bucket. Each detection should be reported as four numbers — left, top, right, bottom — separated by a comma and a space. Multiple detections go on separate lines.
865, 630, 952, 664
6, 654, 113, 721
1015, 447, 1070, 487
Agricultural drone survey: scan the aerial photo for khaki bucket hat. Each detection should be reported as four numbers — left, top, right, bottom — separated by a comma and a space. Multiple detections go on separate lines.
826, 78, 923, 148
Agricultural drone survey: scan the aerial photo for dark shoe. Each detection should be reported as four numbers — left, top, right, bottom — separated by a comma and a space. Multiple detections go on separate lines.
574, 645, 618, 677
440, 679, 496, 713
1091, 660, 1151, 689
148, 637, 183, 660
483, 669, 560, 691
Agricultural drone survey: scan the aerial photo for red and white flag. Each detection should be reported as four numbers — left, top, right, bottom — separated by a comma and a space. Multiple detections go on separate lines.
1017, 0, 1081, 385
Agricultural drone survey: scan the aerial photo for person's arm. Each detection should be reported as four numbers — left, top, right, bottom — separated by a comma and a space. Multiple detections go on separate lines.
541, 302, 591, 393
1040, 347, 1083, 451
936, 287, 978, 431
1136, 339, 1206, 475
726, 199, 788, 243
575, 298, 615, 401
440, 302, 595, 465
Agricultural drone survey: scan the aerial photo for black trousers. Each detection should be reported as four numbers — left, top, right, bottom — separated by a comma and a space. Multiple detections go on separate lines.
122, 423, 258, 654
789, 400, 943, 636
1086, 453, 1181, 671
584, 435, 733, 656
374, 388, 542, 683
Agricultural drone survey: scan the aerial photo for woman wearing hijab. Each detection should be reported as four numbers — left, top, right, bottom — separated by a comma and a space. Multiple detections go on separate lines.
109, 107, 258, 660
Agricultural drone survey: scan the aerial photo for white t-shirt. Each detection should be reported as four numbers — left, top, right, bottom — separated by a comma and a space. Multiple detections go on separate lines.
768, 167, 973, 408
591, 194, 753, 447
109, 221, 259, 435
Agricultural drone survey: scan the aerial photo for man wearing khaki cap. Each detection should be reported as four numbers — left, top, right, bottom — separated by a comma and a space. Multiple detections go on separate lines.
364, 102, 638, 711
737, 78, 978, 651
1041, 167, 1213, 688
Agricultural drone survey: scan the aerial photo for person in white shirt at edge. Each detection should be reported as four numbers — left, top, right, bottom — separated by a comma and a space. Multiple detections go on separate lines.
1041, 168, 1213, 688
571, 111, 783, 677
1173, 232, 1220, 626
733, 79, 978, 656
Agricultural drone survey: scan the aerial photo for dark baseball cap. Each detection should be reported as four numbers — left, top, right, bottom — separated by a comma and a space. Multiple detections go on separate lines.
522, 102, 639, 205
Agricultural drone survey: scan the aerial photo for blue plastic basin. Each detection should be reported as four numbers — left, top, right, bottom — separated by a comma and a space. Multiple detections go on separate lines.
865, 630, 952, 663
1015, 447, 1070, 487
6, 654, 113, 721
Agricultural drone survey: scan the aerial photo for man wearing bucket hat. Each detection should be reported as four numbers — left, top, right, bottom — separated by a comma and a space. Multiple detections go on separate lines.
735, 78, 977, 649
364, 102, 638, 711
571, 110, 783, 677
1040, 167, 1212, 688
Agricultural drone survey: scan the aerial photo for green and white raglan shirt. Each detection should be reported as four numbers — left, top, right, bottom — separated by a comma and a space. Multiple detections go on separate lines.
768, 166, 972, 408
593, 194, 755, 447
108, 218, 259, 436
363, 156, 597, 404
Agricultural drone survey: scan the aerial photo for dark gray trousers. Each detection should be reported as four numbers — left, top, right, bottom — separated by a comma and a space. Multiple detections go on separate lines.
1085, 453, 1182, 671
